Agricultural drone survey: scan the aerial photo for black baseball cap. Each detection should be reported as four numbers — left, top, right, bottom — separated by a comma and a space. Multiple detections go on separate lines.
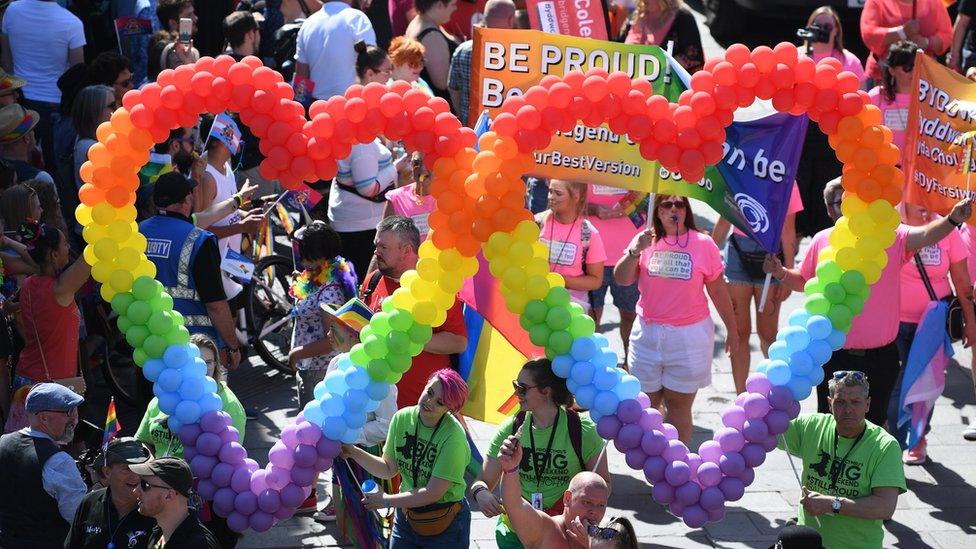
153, 172, 197, 207
130, 456, 194, 497
100, 437, 152, 468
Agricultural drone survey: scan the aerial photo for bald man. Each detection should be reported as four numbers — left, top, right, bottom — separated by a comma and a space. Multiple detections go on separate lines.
496, 433, 609, 548
449, 0, 516, 125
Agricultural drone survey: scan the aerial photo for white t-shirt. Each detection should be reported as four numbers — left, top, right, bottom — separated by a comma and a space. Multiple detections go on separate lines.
328, 140, 396, 232
206, 162, 243, 300
2, 0, 85, 103
294, 1, 375, 100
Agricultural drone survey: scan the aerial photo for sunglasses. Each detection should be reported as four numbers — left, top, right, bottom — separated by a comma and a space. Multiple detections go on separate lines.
586, 522, 620, 540
116, 78, 133, 88
512, 381, 538, 395
659, 201, 686, 210
139, 479, 171, 492
833, 370, 866, 382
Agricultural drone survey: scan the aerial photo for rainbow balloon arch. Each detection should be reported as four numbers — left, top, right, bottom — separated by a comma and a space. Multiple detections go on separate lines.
77, 42, 901, 531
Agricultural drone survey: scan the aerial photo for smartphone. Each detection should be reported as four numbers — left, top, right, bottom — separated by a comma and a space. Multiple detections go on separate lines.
178, 17, 193, 44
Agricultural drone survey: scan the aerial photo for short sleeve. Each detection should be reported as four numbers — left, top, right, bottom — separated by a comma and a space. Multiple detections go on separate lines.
435, 298, 466, 337
135, 400, 158, 444
777, 415, 808, 456
584, 223, 607, 266
356, 13, 377, 45
698, 234, 724, 282
430, 424, 469, 484
946, 228, 969, 264
295, 25, 308, 64
383, 411, 403, 460
68, 17, 87, 49
787, 183, 804, 215
869, 438, 908, 493
799, 231, 829, 281
488, 416, 517, 458
579, 415, 606, 464
895, 225, 912, 265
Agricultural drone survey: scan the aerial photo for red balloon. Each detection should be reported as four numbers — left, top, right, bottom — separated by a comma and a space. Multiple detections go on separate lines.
177, 110, 197, 129
250, 90, 276, 114
679, 149, 705, 176
258, 161, 279, 182
385, 112, 411, 140
251, 66, 278, 90
490, 113, 517, 136
523, 86, 550, 109
362, 82, 386, 107
141, 83, 162, 108
289, 156, 314, 180
836, 72, 860, 94
702, 140, 724, 165
227, 62, 253, 86
646, 95, 670, 119
230, 84, 255, 110
814, 88, 839, 112
737, 63, 760, 88
378, 92, 404, 118
773, 42, 799, 67
563, 70, 585, 91
267, 121, 292, 145
344, 84, 364, 99
195, 57, 216, 75
812, 65, 838, 89
130, 105, 153, 129
156, 69, 176, 88
676, 128, 701, 150
673, 106, 697, 130
190, 72, 214, 97
658, 143, 680, 169
608, 115, 628, 136
153, 108, 177, 131
249, 114, 273, 137
754, 79, 776, 101
211, 56, 235, 78
639, 138, 659, 161
793, 82, 817, 107
837, 92, 863, 117
819, 110, 842, 135
771, 89, 795, 112
582, 75, 610, 102
412, 107, 435, 131
345, 97, 368, 123
314, 158, 338, 181
173, 65, 195, 91
389, 80, 412, 95
548, 82, 574, 109
712, 61, 736, 86
725, 44, 752, 67
771, 64, 795, 89
690, 92, 716, 116
267, 146, 291, 170
434, 112, 461, 135
735, 85, 755, 108
751, 46, 775, 73
286, 133, 308, 156
274, 82, 293, 101
690, 71, 714, 93
653, 119, 676, 143
204, 94, 225, 115
607, 71, 632, 98
211, 77, 233, 102
516, 105, 541, 130
402, 89, 428, 112
794, 56, 817, 83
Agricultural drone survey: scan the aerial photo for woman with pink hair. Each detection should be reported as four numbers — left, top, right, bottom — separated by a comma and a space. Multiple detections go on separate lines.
342, 369, 472, 547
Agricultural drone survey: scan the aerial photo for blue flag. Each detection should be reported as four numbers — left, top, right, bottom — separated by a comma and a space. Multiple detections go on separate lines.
473, 110, 491, 151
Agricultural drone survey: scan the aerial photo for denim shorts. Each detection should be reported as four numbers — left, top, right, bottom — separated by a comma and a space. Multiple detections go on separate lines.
589, 266, 639, 312
390, 499, 470, 549
724, 234, 781, 287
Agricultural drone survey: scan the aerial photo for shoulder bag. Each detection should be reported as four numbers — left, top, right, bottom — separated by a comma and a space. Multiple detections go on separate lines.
26, 283, 85, 396
913, 253, 964, 342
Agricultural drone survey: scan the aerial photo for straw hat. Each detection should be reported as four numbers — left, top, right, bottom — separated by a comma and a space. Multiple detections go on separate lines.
0, 104, 39, 144
0, 68, 26, 97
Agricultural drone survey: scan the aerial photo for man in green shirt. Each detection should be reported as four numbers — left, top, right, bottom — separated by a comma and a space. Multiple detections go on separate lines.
779, 370, 906, 548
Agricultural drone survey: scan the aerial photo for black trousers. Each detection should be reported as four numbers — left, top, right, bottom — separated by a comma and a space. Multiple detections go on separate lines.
338, 229, 377, 282
816, 342, 900, 428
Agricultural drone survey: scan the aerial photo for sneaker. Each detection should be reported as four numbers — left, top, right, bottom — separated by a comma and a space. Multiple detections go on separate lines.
963, 425, 976, 441
903, 437, 928, 465
313, 505, 337, 522
295, 490, 317, 515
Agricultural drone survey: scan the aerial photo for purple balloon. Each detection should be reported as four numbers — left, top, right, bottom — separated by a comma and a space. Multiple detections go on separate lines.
741, 443, 767, 468
742, 419, 770, 443
642, 456, 667, 484
617, 424, 642, 451
715, 427, 745, 453
662, 440, 688, 462
293, 444, 318, 468
200, 411, 227, 434
734, 393, 748, 407
742, 393, 771, 420
761, 434, 779, 452
768, 385, 794, 411
699, 486, 725, 511
273, 506, 294, 520
721, 405, 746, 430
682, 504, 708, 528
616, 398, 642, 424
196, 432, 222, 457
211, 462, 235, 487
244, 458, 260, 473
268, 442, 295, 470
707, 507, 726, 522
183, 447, 197, 462
664, 461, 691, 486
234, 490, 258, 515
226, 512, 249, 533
280, 483, 306, 508
765, 410, 790, 435
258, 489, 281, 514
296, 421, 322, 445
745, 373, 772, 396
651, 480, 675, 504
314, 456, 334, 472
624, 448, 647, 470
178, 423, 202, 445
218, 442, 247, 465
697, 462, 722, 487
661, 423, 679, 441
637, 392, 651, 409
674, 481, 701, 506
787, 399, 801, 419
316, 436, 341, 459
213, 487, 236, 516
686, 453, 702, 483
638, 408, 664, 431
281, 425, 300, 449
190, 455, 217, 480
219, 426, 241, 445
740, 467, 756, 486
197, 479, 217, 500
290, 465, 318, 487
640, 430, 668, 457
230, 465, 253, 493
250, 469, 269, 495
718, 477, 745, 502
249, 510, 275, 533
266, 465, 290, 490
719, 452, 746, 476
698, 440, 723, 464
596, 415, 622, 439
668, 501, 686, 517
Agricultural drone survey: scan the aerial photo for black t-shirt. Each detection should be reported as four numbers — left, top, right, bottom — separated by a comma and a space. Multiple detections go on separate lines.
158, 212, 226, 303
146, 512, 219, 549
961, 0, 976, 56
64, 487, 157, 549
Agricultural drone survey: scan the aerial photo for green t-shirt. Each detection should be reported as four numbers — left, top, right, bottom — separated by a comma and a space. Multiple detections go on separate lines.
778, 413, 906, 549
135, 384, 247, 458
383, 406, 469, 504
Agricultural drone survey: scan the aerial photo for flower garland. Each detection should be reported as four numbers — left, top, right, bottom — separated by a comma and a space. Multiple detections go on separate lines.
289, 256, 358, 302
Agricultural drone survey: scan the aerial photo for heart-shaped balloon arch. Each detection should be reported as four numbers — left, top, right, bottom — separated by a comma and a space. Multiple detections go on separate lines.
77, 42, 901, 531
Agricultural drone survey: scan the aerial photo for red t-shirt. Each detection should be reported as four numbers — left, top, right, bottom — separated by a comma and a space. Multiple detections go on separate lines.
360, 270, 467, 408
17, 275, 80, 381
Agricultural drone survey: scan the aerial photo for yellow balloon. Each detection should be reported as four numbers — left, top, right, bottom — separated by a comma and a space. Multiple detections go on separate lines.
412, 301, 437, 325
116, 247, 142, 271
109, 269, 134, 293
83, 223, 108, 245
94, 238, 119, 261
416, 257, 441, 281
91, 260, 112, 283
400, 270, 419, 290
432, 289, 454, 312
437, 248, 462, 273
458, 256, 479, 278
92, 203, 117, 225
835, 246, 862, 271
100, 284, 117, 303
514, 219, 539, 243
486, 232, 513, 256
489, 256, 511, 279
430, 308, 447, 329
505, 292, 529, 315
117, 205, 138, 223
75, 205, 93, 226
438, 276, 462, 295
418, 240, 438, 260
391, 288, 415, 311
525, 275, 550, 300
847, 213, 875, 237
503, 266, 527, 291
525, 257, 549, 278
817, 248, 836, 264
509, 241, 533, 266
860, 260, 882, 284
107, 220, 131, 242
840, 195, 868, 218
545, 272, 564, 289
133, 260, 156, 280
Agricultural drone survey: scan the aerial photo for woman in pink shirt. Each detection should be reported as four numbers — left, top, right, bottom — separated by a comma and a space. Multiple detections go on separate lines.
383, 152, 435, 240
956, 223, 976, 442
614, 195, 738, 444
804, 6, 866, 83
868, 41, 915, 167
538, 180, 606, 309
892, 204, 975, 464
861, 0, 951, 81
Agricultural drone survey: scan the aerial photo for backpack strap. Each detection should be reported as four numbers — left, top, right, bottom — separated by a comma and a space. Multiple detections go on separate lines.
580, 219, 591, 265
361, 270, 383, 305
565, 409, 586, 471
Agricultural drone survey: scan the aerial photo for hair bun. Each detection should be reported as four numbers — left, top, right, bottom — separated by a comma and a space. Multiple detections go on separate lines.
354, 40, 368, 55
18, 219, 41, 242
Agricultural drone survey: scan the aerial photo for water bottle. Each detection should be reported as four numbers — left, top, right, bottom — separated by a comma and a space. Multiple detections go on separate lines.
362, 479, 381, 495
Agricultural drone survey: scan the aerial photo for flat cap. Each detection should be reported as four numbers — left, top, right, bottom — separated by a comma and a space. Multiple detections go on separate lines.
25, 383, 84, 413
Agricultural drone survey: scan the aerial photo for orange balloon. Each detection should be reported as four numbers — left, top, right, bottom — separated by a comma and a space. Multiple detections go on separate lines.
96, 122, 114, 143
79, 184, 104, 206
836, 116, 863, 140
88, 143, 111, 167
79, 161, 95, 184
857, 104, 883, 126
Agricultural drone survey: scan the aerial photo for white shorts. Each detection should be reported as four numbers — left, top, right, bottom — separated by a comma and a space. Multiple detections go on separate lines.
627, 316, 715, 394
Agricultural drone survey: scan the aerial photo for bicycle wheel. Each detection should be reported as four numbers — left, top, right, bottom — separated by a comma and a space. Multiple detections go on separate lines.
81, 302, 141, 407
245, 254, 297, 374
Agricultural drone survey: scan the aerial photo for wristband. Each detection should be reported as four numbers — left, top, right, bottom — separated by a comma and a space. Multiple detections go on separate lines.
949, 216, 963, 228
233, 193, 244, 208
504, 466, 519, 474
627, 247, 640, 258
896, 27, 907, 40
472, 485, 488, 497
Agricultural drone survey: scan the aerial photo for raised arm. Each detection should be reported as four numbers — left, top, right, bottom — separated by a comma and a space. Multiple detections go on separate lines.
53, 256, 92, 307
907, 200, 972, 252
497, 434, 549, 547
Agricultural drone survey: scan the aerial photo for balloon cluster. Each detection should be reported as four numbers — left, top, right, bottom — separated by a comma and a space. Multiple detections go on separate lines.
81, 43, 908, 531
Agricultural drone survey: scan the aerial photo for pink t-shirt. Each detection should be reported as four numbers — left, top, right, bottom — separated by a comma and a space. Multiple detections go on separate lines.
868, 87, 910, 164
633, 230, 724, 326
539, 213, 607, 306
811, 50, 866, 85
959, 224, 976, 281
900, 227, 967, 323
386, 184, 435, 239
586, 185, 645, 263
731, 182, 804, 238
800, 225, 911, 349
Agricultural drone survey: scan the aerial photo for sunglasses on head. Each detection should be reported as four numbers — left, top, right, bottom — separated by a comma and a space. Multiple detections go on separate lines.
512, 380, 538, 395
833, 370, 866, 382
659, 200, 686, 210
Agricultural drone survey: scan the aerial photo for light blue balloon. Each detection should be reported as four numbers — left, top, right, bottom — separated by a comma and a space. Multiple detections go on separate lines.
364, 399, 380, 413
179, 377, 205, 401
340, 428, 360, 444
768, 341, 790, 361
320, 393, 344, 417
755, 359, 770, 374
365, 381, 389, 402
163, 344, 190, 368
344, 410, 367, 429
552, 355, 573, 378
766, 360, 792, 386
344, 389, 369, 412
575, 384, 598, 409
158, 368, 183, 392
187, 345, 200, 359
788, 309, 811, 327
788, 351, 814, 377
616, 375, 641, 400
593, 366, 619, 392
782, 327, 811, 353
304, 401, 325, 427
806, 315, 832, 340
787, 376, 812, 400
325, 371, 347, 393
807, 366, 825, 386
143, 359, 165, 382
182, 358, 206, 379
158, 391, 180, 414
175, 400, 201, 423
806, 339, 832, 366
596, 350, 618, 369
593, 391, 619, 417
167, 416, 184, 434
313, 381, 328, 401
321, 418, 346, 440
571, 337, 597, 361
346, 368, 370, 391
202, 377, 217, 395
199, 392, 222, 414
566, 378, 579, 393
592, 333, 610, 349
571, 361, 595, 385
826, 329, 846, 351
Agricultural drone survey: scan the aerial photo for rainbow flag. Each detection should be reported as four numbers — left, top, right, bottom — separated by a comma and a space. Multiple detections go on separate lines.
102, 397, 121, 450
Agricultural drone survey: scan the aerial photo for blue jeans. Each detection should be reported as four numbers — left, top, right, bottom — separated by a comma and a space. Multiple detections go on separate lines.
390, 499, 470, 549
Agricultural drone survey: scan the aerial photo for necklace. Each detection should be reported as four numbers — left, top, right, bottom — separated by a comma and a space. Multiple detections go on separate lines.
663, 228, 690, 248
546, 212, 580, 269
289, 257, 356, 301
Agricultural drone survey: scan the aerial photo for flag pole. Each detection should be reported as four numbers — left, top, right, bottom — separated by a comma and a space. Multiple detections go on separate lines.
758, 273, 773, 313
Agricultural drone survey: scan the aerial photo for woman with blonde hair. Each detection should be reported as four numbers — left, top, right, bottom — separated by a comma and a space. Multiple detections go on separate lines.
803, 6, 865, 82
388, 36, 435, 96
623, 0, 703, 73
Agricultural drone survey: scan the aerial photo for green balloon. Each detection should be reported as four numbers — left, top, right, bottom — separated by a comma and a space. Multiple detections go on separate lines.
125, 325, 150, 348
131, 277, 158, 301
839, 270, 866, 294
142, 335, 168, 358
408, 341, 424, 356
360, 325, 375, 342
349, 344, 369, 366
544, 287, 571, 309
372, 313, 392, 336
381, 298, 396, 313
389, 309, 413, 331
548, 330, 573, 355
387, 352, 412, 373
363, 336, 388, 359
385, 372, 402, 385
843, 293, 865, 316
117, 316, 133, 333
827, 303, 853, 332
529, 324, 552, 347
147, 311, 174, 335
386, 331, 411, 354
569, 314, 596, 339
133, 348, 148, 367
822, 282, 847, 304
111, 292, 135, 316
149, 293, 174, 313
126, 301, 151, 326
545, 307, 571, 331
804, 293, 831, 316
165, 326, 189, 346
523, 300, 548, 325
815, 260, 842, 284
366, 358, 392, 379
803, 277, 824, 295
407, 323, 432, 344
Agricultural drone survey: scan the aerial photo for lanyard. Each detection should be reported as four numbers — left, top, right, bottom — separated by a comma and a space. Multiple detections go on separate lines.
829, 426, 866, 492
410, 411, 446, 484
527, 411, 560, 491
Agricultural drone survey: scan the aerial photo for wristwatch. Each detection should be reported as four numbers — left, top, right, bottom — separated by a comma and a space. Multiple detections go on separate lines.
627, 247, 640, 258
831, 497, 842, 514
949, 216, 964, 228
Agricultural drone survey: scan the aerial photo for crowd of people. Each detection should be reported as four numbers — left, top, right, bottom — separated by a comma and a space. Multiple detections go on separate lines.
0, 0, 973, 548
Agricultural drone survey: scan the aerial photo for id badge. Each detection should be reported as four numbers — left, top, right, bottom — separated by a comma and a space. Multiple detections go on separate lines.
531, 492, 544, 510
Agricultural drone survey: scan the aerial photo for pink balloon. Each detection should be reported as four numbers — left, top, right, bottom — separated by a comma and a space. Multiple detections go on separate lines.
742, 393, 771, 419
268, 442, 295, 470
661, 423, 679, 441
281, 425, 300, 448
698, 440, 723, 464
249, 469, 269, 495
715, 427, 746, 453
745, 373, 772, 395
266, 465, 290, 490
721, 406, 746, 430
697, 462, 722, 488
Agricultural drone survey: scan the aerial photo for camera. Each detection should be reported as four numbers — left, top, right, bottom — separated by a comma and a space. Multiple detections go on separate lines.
797, 23, 831, 44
